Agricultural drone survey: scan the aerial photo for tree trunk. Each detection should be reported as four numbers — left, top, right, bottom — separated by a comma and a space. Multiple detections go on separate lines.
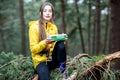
92, 11, 96, 55
0, 4, 6, 51
61, 0, 68, 54
74, 0, 85, 53
103, 5, 110, 54
19, 0, 26, 56
61, 0, 66, 33
109, 0, 120, 69
94, 0, 101, 55
87, 0, 92, 55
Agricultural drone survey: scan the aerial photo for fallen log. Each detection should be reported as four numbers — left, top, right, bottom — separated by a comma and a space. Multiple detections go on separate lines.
62, 70, 78, 80
32, 74, 38, 80
63, 54, 91, 80
77, 51, 120, 80
32, 51, 120, 80
65, 54, 91, 71
96, 51, 120, 65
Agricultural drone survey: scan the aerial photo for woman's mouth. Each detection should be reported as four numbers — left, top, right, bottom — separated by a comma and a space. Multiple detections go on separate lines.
45, 16, 50, 18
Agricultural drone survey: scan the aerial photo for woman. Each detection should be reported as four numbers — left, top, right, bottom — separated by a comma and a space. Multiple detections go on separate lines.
28, 2, 67, 80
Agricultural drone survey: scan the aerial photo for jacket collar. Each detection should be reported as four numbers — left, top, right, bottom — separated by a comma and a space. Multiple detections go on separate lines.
43, 21, 52, 28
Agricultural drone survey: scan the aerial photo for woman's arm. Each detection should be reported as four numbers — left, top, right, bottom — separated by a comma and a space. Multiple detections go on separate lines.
29, 24, 47, 54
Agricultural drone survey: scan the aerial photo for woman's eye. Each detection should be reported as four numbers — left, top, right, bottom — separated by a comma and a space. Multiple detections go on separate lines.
43, 10, 46, 12
43, 9, 52, 13
49, 10, 52, 13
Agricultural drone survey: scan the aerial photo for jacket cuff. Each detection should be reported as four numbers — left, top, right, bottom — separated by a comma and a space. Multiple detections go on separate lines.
39, 40, 47, 49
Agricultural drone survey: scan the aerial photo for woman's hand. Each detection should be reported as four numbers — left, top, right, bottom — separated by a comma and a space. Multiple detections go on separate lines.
45, 37, 53, 44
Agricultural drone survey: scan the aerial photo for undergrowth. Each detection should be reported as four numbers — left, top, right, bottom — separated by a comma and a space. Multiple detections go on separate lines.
0, 52, 120, 80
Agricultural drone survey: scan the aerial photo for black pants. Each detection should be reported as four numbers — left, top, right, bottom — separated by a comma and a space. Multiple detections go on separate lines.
36, 41, 66, 80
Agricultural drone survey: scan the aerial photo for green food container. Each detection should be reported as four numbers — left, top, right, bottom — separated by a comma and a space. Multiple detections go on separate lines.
51, 34, 67, 41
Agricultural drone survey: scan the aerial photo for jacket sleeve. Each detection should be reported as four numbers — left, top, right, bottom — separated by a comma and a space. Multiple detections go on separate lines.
29, 24, 47, 54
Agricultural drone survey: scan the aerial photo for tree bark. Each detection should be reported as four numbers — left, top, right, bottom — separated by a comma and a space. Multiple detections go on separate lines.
92, 11, 96, 55
61, 0, 66, 33
109, 0, 120, 69
60, 0, 69, 54
0, 5, 6, 51
94, 0, 101, 55
19, 0, 26, 56
74, 0, 86, 53
87, 0, 92, 55
103, 5, 110, 54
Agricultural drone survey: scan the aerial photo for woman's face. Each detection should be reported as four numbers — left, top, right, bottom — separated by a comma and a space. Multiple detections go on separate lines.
42, 5, 52, 22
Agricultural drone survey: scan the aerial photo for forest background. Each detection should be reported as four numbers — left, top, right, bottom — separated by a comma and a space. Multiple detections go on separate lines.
0, 0, 120, 79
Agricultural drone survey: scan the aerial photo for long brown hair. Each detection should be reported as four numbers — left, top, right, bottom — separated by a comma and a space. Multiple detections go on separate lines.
39, 2, 55, 41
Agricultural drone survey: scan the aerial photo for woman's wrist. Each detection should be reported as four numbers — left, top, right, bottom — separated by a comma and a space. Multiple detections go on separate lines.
44, 39, 48, 44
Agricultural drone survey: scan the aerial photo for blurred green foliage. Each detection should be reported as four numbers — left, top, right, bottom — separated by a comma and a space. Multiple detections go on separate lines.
0, 0, 110, 56
0, 52, 34, 80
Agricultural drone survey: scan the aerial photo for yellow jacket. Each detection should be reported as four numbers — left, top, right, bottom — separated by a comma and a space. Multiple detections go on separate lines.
28, 21, 58, 68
